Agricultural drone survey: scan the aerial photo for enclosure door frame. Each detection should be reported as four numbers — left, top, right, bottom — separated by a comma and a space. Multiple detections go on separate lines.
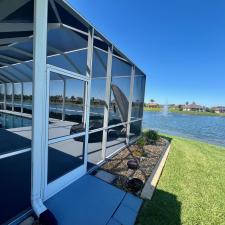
43, 64, 90, 200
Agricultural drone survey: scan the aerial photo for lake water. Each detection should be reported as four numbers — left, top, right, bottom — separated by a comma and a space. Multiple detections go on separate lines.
4, 102, 225, 147
142, 111, 225, 147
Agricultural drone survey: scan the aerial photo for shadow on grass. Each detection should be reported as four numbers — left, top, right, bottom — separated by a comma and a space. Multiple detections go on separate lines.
136, 189, 181, 225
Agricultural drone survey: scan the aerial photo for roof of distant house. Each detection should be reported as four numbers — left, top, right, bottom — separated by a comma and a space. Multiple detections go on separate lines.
212, 106, 225, 110
148, 102, 159, 106
183, 103, 203, 109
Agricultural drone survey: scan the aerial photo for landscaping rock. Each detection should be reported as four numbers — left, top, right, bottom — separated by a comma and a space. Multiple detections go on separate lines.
100, 137, 168, 195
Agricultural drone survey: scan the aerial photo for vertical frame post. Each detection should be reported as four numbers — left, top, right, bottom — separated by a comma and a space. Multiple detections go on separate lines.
126, 65, 135, 144
83, 27, 94, 125
31, 0, 48, 216
62, 79, 66, 121
12, 83, 14, 111
140, 75, 146, 132
3, 83, 6, 110
82, 83, 85, 123
21, 82, 24, 113
84, 27, 94, 170
101, 45, 113, 160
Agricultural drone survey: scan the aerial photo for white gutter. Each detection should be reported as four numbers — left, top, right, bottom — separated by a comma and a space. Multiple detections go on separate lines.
31, 0, 48, 218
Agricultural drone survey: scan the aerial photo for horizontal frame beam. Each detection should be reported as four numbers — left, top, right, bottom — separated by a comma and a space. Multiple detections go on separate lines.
0, 23, 60, 33
47, 64, 89, 81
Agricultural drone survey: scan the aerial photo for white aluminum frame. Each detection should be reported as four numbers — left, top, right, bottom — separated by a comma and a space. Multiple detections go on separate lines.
21, 82, 24, 113
101, 45, 113, 160
43, 64, 90, 200
31, 0, 48, 216
126, 66, 135, 144
12, 82, 14, 111
3, 83, 6, 110
62, 79, 66, 121
0, 148, 31, 160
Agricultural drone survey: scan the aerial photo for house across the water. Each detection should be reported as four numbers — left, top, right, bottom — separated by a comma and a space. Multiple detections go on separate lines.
148, 102, 160, 108
212, 106, 225, 114
183, 103, 204, 112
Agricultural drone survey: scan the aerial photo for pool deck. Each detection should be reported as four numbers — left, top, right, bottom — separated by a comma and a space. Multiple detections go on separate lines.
0, 110, 129, 224
0, 109, 126, 164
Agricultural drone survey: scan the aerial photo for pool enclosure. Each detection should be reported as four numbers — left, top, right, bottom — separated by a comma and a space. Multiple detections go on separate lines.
0, 0, 146, 224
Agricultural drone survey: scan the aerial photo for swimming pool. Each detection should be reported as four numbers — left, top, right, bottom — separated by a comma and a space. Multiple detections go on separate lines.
0, 112, 32, 129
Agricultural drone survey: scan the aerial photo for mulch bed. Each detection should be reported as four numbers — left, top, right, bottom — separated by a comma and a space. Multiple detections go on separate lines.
97, 137, 169, 195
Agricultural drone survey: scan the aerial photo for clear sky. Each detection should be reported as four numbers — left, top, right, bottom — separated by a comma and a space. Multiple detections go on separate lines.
69, 0, 225, 107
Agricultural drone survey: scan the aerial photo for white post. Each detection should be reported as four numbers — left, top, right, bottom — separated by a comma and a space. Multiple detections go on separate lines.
31, 0, 48, 216
84, 27, 94, 170
62, 79, 66, 121
82, 82, 86, 123
21, 82, 24, 113
12, 83, 14, 111
126, 65, 135, 144
101, 45, 113, 160
3, 83, 6, 110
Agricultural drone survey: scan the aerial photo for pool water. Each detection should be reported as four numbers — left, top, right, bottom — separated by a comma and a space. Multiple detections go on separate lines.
0, 112, 32, 129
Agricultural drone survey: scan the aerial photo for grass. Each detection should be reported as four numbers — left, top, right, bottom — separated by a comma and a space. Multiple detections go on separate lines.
136, 136, 225, 225
144, 107, 162, 112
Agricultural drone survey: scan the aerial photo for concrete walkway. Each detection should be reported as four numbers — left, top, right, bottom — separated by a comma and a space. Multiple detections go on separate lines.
45, 175, 142, 225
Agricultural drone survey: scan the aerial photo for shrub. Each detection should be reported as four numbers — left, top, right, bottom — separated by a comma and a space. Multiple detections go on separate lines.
144, 130, 159, 143
137, 137, 145, 149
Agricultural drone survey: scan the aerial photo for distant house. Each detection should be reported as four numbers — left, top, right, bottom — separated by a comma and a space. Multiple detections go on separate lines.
183, 103, 204, 112
148, 102, 159, 108
212, 106, 225, 114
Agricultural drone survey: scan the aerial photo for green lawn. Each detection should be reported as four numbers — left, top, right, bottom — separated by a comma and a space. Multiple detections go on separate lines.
144, 107, 162, 112
136, 136, 225, 225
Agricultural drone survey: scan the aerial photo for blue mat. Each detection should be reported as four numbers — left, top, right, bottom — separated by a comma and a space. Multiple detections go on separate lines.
45, 175, 126, 225
45, 175, 143, 225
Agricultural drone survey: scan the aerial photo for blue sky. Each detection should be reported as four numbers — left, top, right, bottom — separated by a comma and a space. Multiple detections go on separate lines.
69, 0, 225, 107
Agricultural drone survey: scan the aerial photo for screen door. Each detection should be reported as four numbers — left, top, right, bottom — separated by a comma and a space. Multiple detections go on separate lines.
44, 65, 90, 200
